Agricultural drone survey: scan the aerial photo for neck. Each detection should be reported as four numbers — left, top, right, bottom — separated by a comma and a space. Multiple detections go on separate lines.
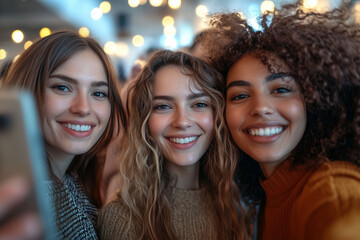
166, 162, 200, 190
46, 144, 75, 181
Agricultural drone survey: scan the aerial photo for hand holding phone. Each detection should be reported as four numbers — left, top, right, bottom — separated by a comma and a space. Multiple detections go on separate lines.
0, 89, 57, 240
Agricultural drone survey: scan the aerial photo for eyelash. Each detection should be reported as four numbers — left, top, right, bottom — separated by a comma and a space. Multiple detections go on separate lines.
154, 104, 170, 110
92, 91, 108, 98
192, 102, 209, 108
272, 87, 292, 94
51, 84, 70, 92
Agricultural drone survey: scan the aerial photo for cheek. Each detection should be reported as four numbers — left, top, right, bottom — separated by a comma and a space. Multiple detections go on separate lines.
148, 115, 161, 138
42, 94, 67, 119
285, 99, 306, 127
200, 112, 214, 133
225, 106, 242, 131
96, 101, 111, 125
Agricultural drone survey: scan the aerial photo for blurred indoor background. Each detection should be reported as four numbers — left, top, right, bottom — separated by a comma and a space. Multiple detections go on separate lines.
0, 0, 359, 80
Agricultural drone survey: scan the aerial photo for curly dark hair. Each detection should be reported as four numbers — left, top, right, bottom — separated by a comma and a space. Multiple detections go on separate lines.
201, 0, 360, 203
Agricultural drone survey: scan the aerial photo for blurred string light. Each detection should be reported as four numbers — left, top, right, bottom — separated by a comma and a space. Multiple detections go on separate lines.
132, 35, 144, 47
303, 0, 318, 9
196, 5, 208, 18
163, 36, 177, 50
116, 42, 129, 58
91, 7, 103, 20
260, 1, 275, 14
129, 0, 140, 8
79, 27, 90, 37
24, 40, 33, 50
40, 27, 51, 38
164, 25, 176, 37
162, 16, 174, 26
238, 11, 246, 19
139, 0, 147, 5
168, 0, 181, 9
99, 1, 111, 14
104, 41, 117, 55
12, 30, 24, 43
134, 59, 146, 68
149, 0, 163, 7
0, 49, 6, 60
355, 2, 360, 23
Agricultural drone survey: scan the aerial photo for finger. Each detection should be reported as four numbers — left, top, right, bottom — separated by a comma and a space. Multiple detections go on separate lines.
0, 177, 29, 217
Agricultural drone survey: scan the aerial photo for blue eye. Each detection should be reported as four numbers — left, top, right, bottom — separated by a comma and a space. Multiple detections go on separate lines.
154, 104, 170, 110
93, 91, 108, 98
193, 102, 208, 108
53, 85, 70, 92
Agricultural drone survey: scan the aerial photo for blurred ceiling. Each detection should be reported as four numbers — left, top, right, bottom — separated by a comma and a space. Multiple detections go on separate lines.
0, 0, 351, 76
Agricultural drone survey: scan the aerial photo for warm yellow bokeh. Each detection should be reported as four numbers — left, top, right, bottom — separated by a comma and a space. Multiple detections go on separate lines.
0, 49, 6, 60
260, 1, 275, 14
100, 1, 111, 14
40, 27, 51, 38
162, 16, 175, 26
132, 35, 144, 47
24, 40, 33, 50
12, 30, 24, 43
116, 42, 130, 58
149, 0, 162, 7
168, 0, 181, 9
79, 27, 90, 37
196, 5, 208, 18
104, 41, 117, 55
129, 0, 140, 8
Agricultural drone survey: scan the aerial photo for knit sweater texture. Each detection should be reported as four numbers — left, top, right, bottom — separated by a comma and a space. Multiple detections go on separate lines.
97, 186, 222, 240
258, 160, 360, 240
46, 172, 98, 240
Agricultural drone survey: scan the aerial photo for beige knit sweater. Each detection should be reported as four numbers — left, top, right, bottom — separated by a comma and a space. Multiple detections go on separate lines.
97, 186, 221, 240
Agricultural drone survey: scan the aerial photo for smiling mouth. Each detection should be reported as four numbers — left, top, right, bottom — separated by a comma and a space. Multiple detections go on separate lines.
247, 126, 284, 137
62, 123, 92, 132
169, 136, 198, 144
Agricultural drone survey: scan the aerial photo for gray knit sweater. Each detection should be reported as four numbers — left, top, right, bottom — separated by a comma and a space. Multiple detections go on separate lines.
97, 186, 221, 240
46, 172, 98, 240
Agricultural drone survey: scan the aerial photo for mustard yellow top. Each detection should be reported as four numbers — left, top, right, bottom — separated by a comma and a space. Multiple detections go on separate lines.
259, 160, 360, 240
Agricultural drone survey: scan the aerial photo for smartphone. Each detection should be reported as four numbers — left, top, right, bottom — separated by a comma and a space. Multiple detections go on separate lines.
0, 89, 57, 240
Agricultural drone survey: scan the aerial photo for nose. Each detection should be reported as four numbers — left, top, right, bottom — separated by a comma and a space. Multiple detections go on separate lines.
250, 94, 274, 117
172, 108, 192, 129
70, 92, 91, 117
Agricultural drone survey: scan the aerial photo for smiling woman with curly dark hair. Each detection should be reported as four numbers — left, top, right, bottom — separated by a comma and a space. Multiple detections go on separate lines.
201, 0, 360, 239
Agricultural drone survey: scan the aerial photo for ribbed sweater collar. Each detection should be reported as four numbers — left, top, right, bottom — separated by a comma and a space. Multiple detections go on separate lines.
260, 160, 309, 205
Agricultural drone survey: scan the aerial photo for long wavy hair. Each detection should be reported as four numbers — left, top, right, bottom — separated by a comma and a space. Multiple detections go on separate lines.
201, 0, 360, 203
1, 31, 126, 206
118, 50, 245, 239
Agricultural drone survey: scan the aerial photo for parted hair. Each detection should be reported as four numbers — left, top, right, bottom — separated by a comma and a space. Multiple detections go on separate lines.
1, 30, 126, 206
201, 0, 360, 202
118, 50, 246, 239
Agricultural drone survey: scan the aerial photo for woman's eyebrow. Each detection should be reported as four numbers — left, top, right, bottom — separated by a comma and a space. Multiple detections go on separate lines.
265, 72, 292, 82
49, 74, 108, 87
226, 72, 292, 91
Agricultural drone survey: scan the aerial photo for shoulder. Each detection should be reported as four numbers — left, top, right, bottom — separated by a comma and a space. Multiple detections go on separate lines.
291, 161, 360, 240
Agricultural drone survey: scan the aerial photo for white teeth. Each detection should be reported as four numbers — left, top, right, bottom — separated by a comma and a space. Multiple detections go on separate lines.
249, 127, 283, 136
63, 123, 91, 132
169, 136, 197, 144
